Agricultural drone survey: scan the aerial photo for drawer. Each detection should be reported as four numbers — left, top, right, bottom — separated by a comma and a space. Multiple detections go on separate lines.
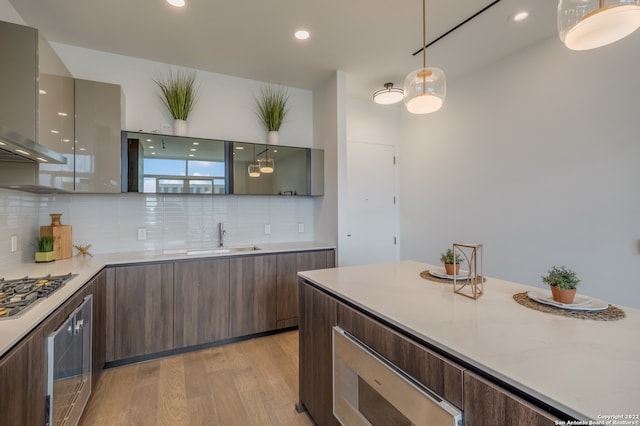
337, 303, 464, 410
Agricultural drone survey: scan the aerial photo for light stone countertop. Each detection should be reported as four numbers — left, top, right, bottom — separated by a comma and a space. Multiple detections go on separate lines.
297, 260, 640, 422
0, 241, 334, 357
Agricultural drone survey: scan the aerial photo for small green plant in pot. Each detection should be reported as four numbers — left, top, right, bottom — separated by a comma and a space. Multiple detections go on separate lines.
440, 248, 464, 276
254, 85, 289, 145
34, 235, 56, 263
541, 266, 580, 304
154, 69, 199, 136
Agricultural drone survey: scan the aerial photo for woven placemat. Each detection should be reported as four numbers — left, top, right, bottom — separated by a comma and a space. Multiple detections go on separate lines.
513, 292, 625, 321
420, 270, 487, 284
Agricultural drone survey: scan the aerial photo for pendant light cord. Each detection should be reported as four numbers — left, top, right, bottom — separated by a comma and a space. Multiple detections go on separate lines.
422, 0, 426, 69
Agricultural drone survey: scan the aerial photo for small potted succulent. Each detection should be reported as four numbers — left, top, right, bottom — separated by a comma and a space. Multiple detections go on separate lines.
440, 248, 464, 275
541, 266, 580, 304
34, 235, 56, 263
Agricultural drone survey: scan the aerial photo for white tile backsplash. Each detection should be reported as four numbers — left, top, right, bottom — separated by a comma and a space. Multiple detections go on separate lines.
0, 189, 315, 267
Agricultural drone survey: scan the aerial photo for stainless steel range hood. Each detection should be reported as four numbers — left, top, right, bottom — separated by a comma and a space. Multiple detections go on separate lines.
0, 123, 67, 164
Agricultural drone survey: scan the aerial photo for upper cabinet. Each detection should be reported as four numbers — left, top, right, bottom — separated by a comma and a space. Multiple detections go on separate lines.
123, 131, 323, 196
123, 132, 227, 194
73, 79, 124, 193
231, 141, 323, 196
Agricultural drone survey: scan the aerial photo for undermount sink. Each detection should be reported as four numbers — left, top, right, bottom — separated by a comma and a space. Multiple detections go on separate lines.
186, 246, 261, 256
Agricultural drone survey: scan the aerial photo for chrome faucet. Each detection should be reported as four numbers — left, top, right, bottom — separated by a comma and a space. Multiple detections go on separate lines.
218, 222, 226, 247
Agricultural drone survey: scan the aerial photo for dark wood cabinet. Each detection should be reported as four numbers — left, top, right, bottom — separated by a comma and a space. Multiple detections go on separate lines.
298, 282, 340, 426
337, 303, 464, 410
229, 254, 278, 337
174, 258, 230, 347
109, 263, 175, 360
276, 250, 333, 328
0, 326, 45, 425
463, 371, 558, 426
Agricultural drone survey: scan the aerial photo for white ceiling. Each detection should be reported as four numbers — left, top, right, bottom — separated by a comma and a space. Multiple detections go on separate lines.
8, 0, 558, 100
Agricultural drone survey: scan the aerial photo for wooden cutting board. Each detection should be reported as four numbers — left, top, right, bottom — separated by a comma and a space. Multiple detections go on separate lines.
40, 225, 72, 260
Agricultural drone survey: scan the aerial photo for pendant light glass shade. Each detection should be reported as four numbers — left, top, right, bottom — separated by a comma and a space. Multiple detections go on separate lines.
258, 157, 274, 173
404, 67, 446, 114
373, 83, 404, 104
248, 163, 261, 177
558, 0, 640, 50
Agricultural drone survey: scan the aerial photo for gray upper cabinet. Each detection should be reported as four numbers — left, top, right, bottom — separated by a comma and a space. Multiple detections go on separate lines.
74, 79, 124, 193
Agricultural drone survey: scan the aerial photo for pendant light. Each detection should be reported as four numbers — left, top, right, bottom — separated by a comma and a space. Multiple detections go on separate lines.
558, 0, 640, 50
373, 83, 404, 105
248, 144, 260, 177
258, 148, 274, 173
404, 0, 445, 114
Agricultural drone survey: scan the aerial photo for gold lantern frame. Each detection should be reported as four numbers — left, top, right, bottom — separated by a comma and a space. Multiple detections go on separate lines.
453, 243, 483, 300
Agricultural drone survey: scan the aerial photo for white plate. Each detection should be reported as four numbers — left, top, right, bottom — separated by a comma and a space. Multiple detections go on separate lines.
526, 290, 608, 311
429, 268, 470, 280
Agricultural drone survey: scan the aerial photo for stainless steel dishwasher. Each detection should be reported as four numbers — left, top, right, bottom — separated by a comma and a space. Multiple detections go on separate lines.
46, 295, 92, 426
332, 326, 462, 426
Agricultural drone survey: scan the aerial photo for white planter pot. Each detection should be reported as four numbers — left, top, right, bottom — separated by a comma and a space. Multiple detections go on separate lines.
268, 130, 279, 145
173, 119, 187, 136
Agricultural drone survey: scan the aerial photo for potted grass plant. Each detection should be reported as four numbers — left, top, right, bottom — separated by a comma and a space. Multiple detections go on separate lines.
34, 235, 56, 263
541, 265, 580, 304
154, 69, 199, 136
254, 85, 289, 145
440, 248, 464, 275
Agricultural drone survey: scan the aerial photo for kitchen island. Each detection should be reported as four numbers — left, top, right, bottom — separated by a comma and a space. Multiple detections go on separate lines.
297, 260, 640, 425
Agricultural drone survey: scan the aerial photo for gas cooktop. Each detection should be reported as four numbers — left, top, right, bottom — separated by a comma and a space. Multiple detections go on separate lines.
0, 273, 76, 319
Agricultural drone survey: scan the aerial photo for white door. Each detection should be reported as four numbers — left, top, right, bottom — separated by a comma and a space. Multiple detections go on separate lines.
342, 141, 397, 266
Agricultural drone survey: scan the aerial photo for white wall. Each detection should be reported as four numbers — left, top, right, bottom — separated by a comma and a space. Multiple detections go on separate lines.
312, 71, 346, 254
399, 34, 640, 308
51, 44, 313, 148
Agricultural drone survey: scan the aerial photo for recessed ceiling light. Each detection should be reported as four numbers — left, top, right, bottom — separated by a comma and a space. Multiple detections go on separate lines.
167, 0, 185, 7
50, 130, 59, 134
57, 112, 68, 117
146, 138, 153, 142
513, 11, 529, 22
192, 142, 199, 145
294, 30, 310, 40
189, 154, 195, 157
235, 146, 244, 150
149, 145, 155, 149
190, 148, 197, 152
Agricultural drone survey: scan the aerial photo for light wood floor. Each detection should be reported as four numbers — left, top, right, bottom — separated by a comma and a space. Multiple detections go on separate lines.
80, 331, 313, 426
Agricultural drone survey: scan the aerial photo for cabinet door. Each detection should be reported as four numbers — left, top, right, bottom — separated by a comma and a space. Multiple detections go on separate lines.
174, 259, 230, 347
90, 270, 107, 383
298, 281, 340, 426
464, 371, 559, 426
112, 263, 174, 360
229, 254, 277, 337
0, 327, 46, 425
74, 79, 123, 193
276, 250, 331, 328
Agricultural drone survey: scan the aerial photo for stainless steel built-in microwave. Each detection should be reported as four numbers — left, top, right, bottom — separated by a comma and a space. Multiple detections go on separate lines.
332, 326, 462, 426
